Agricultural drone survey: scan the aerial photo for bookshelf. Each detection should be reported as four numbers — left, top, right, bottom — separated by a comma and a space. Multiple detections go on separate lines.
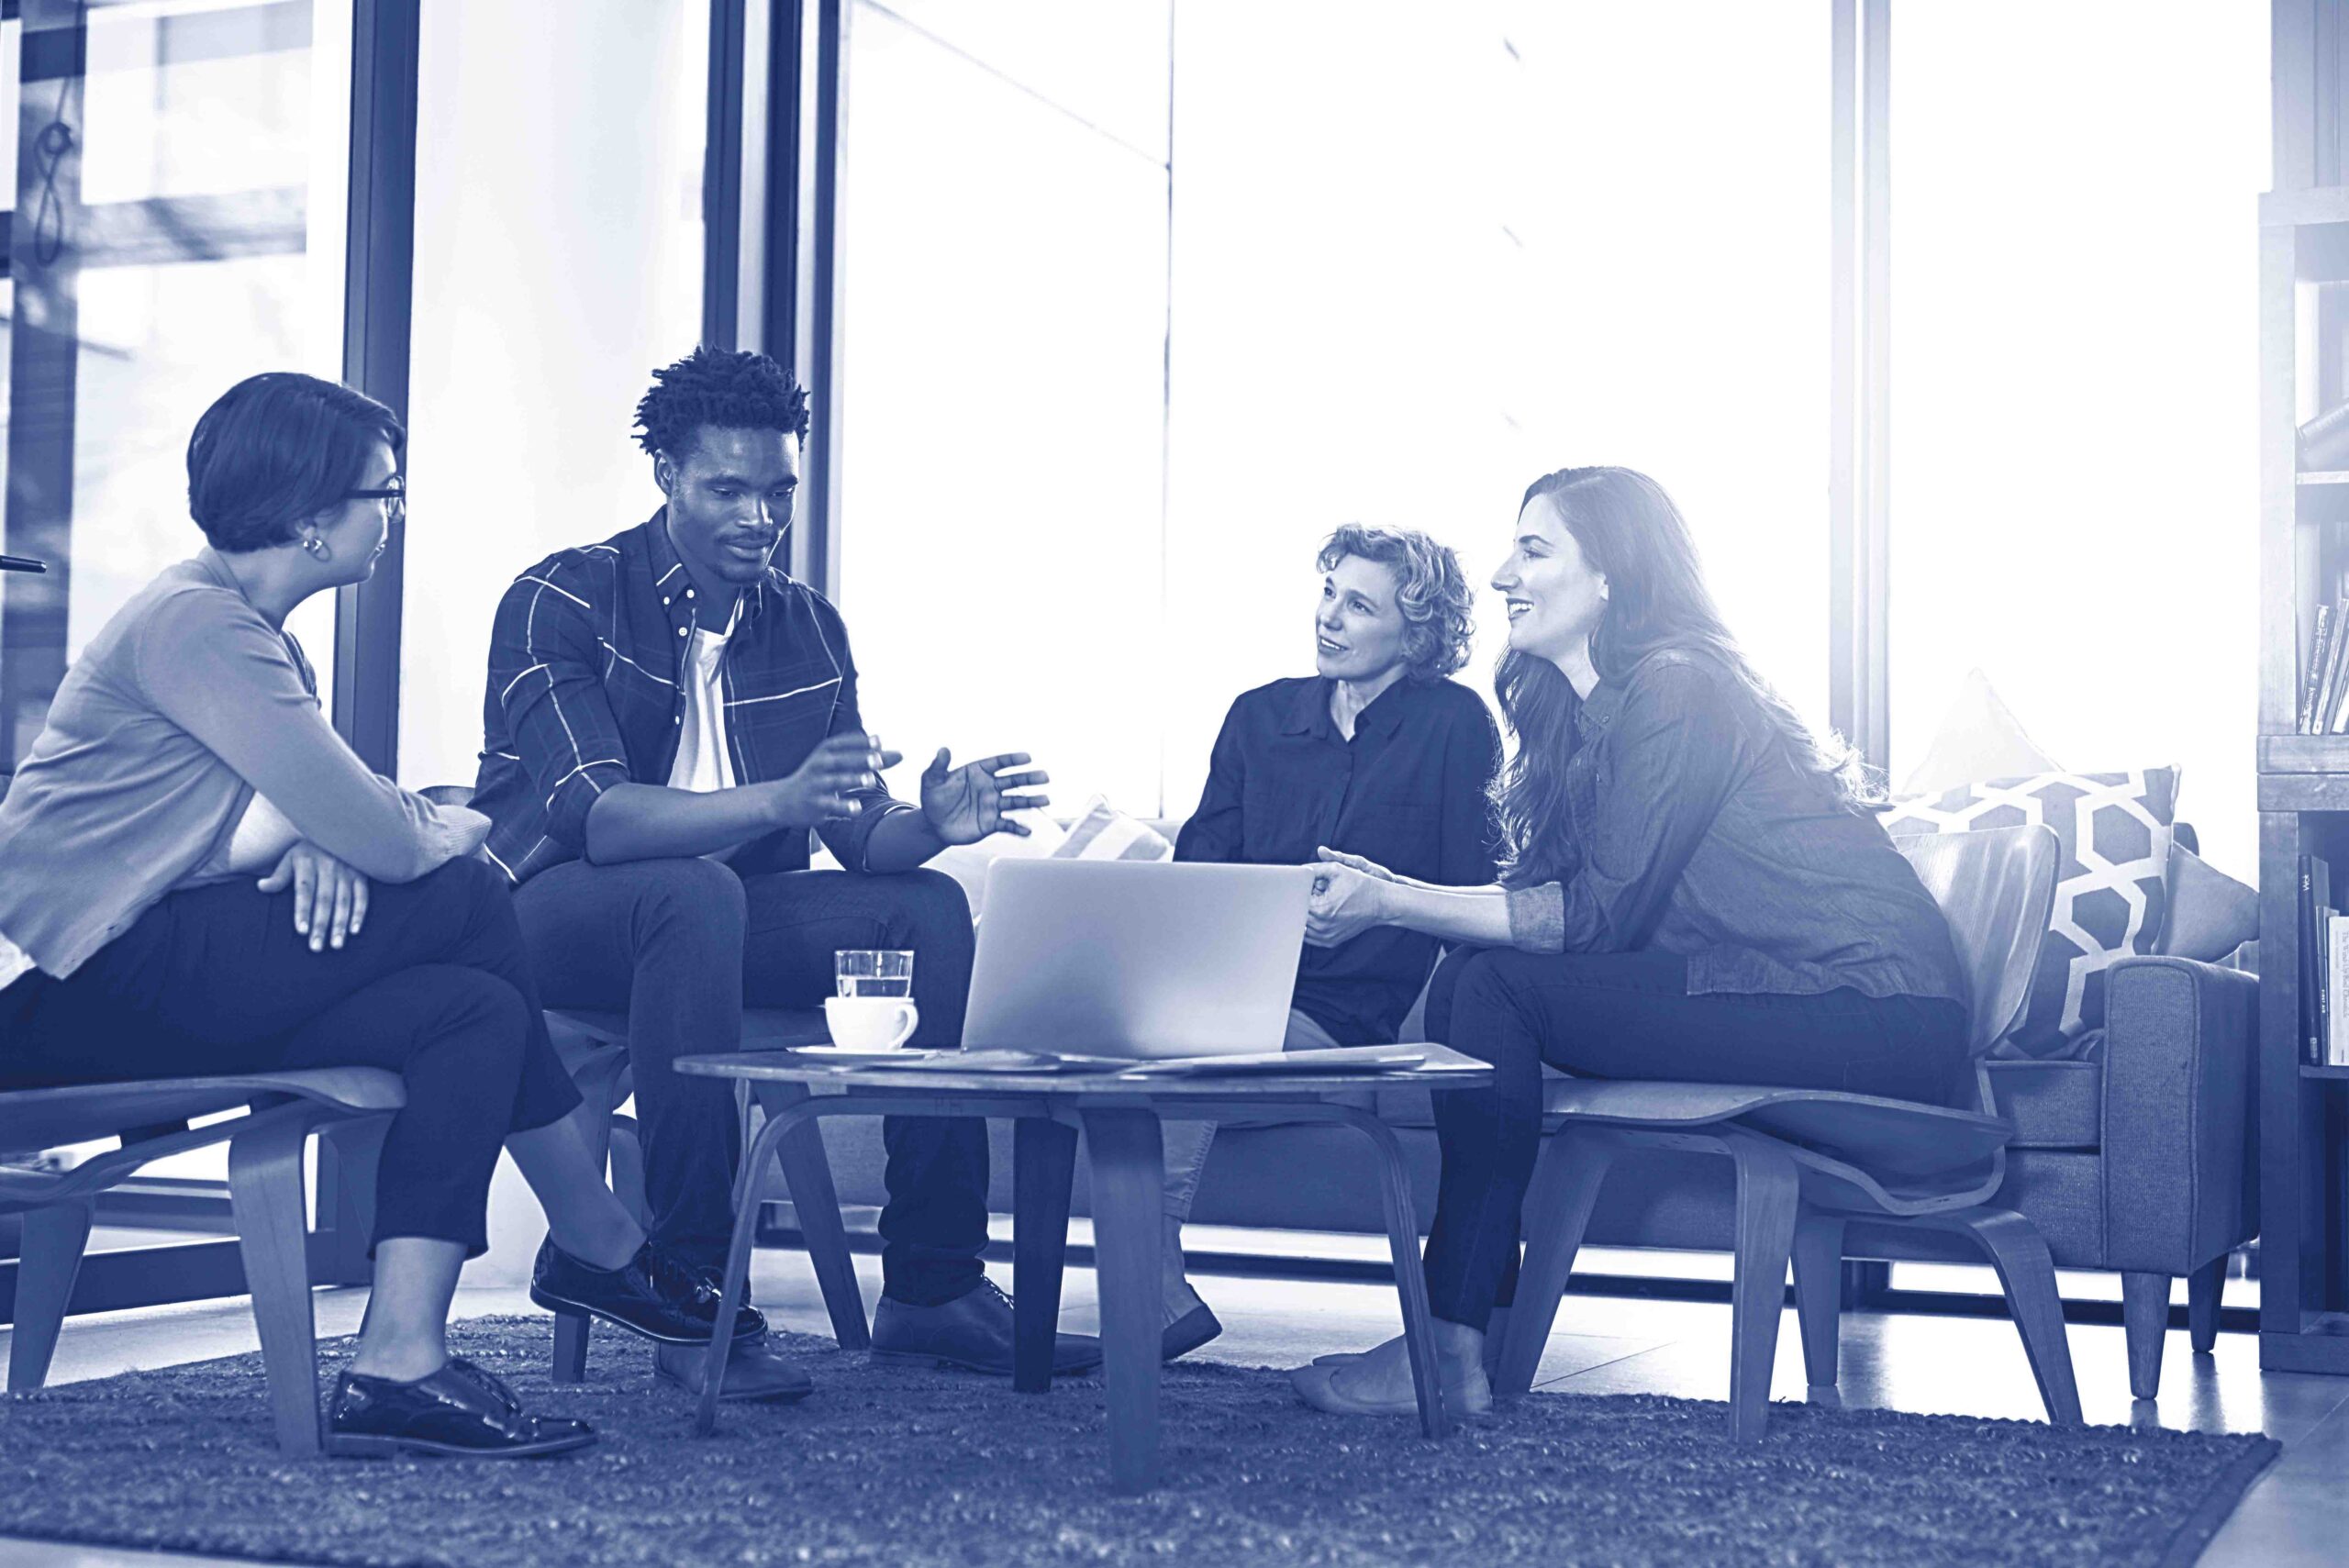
2258, 171, 2349, 1374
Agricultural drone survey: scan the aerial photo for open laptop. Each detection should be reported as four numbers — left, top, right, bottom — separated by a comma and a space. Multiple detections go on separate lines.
962, 859, 1318, 1059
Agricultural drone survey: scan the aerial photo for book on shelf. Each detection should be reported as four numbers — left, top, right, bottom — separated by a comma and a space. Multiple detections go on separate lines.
2318, 599, 2349, 733
2330, 913, 2349, 1066
2306, 603, 2339, 732
2301, 855, 2333, 1063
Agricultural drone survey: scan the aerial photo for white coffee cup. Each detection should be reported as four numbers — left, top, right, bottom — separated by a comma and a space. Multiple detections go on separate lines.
824, 995, 919, 1051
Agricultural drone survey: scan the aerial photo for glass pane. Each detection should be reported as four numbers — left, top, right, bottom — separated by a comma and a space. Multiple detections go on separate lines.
836, 0, 1172, 814
395, 0, 708, 790
1887, 2, 2268, 876
0, 0, 353, 767
1163, 0, 1831, 819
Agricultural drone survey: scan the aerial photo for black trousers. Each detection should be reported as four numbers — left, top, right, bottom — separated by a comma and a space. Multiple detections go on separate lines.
514, 858, 988, 1307
1417, 946, 1968, 1331
0, 858, 581, 1258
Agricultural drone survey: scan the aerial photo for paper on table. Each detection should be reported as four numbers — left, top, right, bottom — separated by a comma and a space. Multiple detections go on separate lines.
1111, 1047, 1430, 1076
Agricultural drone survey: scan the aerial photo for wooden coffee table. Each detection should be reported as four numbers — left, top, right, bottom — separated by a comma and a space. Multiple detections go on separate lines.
673, 1047, 1494, 1492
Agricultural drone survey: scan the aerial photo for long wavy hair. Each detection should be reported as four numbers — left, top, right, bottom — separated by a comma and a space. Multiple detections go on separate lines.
1492, 466, 1876, 888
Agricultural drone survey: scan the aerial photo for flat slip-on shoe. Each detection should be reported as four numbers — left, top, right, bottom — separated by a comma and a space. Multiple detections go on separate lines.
327, 1362, 597, 1460
1163, 1304, 1223, 1362
1288, 1360, 1492, 1418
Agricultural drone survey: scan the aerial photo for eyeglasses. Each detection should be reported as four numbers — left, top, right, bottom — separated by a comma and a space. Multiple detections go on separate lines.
344, 485, 406, 524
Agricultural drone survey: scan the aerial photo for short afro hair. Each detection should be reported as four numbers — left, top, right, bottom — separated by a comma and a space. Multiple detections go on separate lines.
186, 373, 404, 553
1317, 524, 1476, 683
633, 346, 810, 460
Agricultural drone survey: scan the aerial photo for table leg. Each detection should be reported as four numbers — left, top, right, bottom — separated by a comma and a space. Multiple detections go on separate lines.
1079, 1107, 1164, 1495
750, 1081, 870, 1351
1012, 1118, 1078, 1394
1332, 1107, 1450, 1439
697, 1107, 799, 1437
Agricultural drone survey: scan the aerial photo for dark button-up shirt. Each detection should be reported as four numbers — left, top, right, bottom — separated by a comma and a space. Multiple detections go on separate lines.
1176, 675, 1501, 1044
1503, 648, 1966, 1004
473, 513, 911, 884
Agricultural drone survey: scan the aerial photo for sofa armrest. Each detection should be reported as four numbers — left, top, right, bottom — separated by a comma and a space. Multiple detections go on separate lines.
2099, 954, 2258, 1273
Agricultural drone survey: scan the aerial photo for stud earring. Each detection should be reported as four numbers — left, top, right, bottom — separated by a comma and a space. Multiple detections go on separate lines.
302, 536, 329, 562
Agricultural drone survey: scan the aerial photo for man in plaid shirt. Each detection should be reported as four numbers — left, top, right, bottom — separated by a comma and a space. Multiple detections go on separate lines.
473, 349, 1101, 1399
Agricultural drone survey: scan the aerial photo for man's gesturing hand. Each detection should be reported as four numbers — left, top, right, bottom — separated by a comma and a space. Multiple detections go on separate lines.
768, 731, 901, 828
919, 748, 1051, 846
259, 842, 370, 953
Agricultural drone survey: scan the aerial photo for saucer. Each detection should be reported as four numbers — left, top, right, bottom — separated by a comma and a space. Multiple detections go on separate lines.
790, 1044, 940, 1062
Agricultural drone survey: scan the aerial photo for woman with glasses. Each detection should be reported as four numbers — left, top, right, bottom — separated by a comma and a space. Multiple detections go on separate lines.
0, 373, 726, 1459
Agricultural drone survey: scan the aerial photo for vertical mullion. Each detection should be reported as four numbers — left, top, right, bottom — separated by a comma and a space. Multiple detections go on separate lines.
0, 0, 83, 768
1828, 0, 1857, 757
1858, 0, 1890, 773
704, 0, 747, 350
800, 0, 847, 602
332, 0, 418, 779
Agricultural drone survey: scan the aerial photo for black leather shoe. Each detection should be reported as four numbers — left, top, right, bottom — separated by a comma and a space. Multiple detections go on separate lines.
870, 1280, 1104, 1375
1163, 1303, 1223, 1362
327, 1362, 596, 1460
529, 1239, 766, 1346
652, 1335, 814, 1403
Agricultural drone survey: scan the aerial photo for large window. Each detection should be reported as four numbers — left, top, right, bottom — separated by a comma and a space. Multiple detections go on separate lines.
833, 0, 1173, 813
1887, 1, 2268, 875
836, 2, 1828, 821
0, 0, 352, 767
395, 0, 709, 791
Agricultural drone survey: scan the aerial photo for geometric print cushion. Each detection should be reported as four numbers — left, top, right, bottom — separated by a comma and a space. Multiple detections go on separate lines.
1881, 768, 2179, 1061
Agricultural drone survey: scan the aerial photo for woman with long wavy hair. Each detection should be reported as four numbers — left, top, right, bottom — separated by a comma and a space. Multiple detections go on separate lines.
1287, 466, 1969, 1418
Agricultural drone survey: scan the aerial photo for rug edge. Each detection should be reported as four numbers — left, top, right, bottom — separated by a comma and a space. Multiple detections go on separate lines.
2153, 1434, 2283, 1568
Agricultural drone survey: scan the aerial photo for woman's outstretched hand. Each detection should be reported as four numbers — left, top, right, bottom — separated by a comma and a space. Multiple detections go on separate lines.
1306, 850, 1392, 947
259, 841, 370, 953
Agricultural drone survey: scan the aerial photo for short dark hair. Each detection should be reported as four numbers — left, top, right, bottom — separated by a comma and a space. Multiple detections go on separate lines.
185, 373, 404, 553
633, 346, 810, 461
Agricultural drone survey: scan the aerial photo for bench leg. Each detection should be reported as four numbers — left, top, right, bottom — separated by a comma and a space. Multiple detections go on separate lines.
1962, 1210, 2082, 1425
228, 1114, 323, 1457
2188, 1253, 2227, 1355
751, 1081, 869, 1351
1789, 1212, 1845, 1408
6, 1199, 92, 1391
1494, 1129, 1614, 1397
1081, 1108, 1165, 1495
1724, 1136, 1800, 1444
1012, 1118, 1077, 1395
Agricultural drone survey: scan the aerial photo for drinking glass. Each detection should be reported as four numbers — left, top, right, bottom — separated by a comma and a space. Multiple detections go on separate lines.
835, 949, 914, 999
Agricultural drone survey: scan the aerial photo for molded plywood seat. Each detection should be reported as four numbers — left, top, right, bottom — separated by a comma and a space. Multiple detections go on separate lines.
0, 1068, 406, 1454
1494, 823, 2079, 1441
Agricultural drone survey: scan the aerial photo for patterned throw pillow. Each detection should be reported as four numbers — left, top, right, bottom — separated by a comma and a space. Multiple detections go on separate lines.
1882, 769, 2179, 1060
1049, 795, 1174, 862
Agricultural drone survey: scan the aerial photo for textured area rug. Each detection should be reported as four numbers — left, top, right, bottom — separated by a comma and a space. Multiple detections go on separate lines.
0, 1317, 2277, 1568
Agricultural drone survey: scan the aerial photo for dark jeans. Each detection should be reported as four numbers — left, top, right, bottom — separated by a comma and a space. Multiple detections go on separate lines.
1418, 946, 1969, 1331
514, 859, 987, 1307
0, 859, 580, 1258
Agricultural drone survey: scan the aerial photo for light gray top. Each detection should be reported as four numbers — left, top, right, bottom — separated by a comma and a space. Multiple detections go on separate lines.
0, 550, 484, 980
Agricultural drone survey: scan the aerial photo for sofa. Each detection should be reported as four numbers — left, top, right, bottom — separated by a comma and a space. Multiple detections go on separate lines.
768, 814, 2258, 1405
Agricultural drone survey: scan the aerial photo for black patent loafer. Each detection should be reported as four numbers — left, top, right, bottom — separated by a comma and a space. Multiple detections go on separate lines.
327, 1362, 596, 1460
870, 1280, 1104, 1375
529, 1239, 766, 1346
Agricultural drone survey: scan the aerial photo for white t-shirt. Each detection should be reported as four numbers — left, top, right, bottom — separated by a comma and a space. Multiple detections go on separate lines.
667, 614, 738, 795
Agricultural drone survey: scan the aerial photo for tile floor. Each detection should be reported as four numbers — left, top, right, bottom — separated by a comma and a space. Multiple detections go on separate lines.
0, 1229, 2342, 1567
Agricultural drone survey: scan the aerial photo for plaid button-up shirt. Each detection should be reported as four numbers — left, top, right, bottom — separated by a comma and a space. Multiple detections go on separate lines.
473, 511, 912, 886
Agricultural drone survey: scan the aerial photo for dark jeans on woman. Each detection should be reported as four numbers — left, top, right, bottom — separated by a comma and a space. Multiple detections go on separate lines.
513, 859, 987, 1307
1418, 945, 1968, 1332
0, 857, 580, 1258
